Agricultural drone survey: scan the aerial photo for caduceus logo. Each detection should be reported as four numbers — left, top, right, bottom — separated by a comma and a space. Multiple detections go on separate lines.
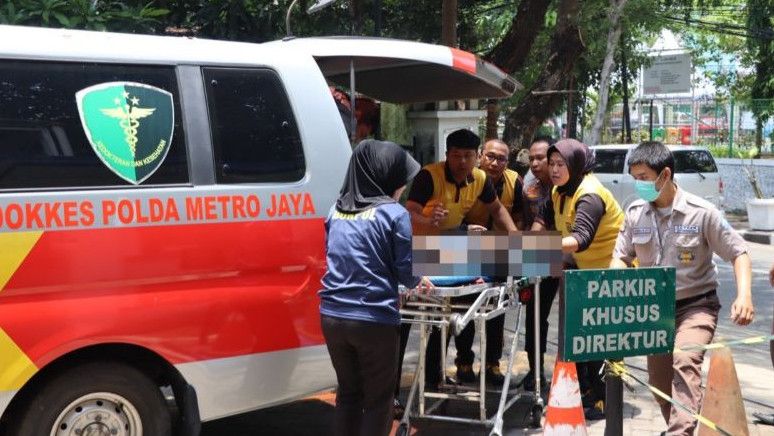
100, 92, 156, 156
76, 82, 175, 185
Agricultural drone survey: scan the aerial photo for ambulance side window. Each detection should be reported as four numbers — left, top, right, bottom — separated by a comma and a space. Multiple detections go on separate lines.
203, 67, 305, 183
0, 60, 189, 190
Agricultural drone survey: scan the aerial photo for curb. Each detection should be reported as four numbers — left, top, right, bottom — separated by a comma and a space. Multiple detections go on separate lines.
740, 230, 774, 245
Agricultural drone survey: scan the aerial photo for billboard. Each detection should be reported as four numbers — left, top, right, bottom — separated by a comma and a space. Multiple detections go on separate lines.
642, 53, 692, 95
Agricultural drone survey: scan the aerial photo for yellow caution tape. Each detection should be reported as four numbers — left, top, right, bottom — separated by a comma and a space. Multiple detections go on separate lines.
604, 360, 733, 436
676, 334, 774, 353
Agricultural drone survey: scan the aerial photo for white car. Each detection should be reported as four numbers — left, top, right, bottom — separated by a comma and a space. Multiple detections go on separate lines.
590, 144, 724, 211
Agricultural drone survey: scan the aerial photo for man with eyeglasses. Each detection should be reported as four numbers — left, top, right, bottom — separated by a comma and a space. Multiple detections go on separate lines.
458, 138, 523, 384
399, 129, 518, 390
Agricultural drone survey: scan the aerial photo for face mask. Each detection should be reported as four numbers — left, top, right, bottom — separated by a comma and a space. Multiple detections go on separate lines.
634, 171, 664, 202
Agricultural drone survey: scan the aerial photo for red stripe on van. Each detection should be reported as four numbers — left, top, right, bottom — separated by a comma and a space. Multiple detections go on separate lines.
0, 219, 327, 366
451, 48, 477, 75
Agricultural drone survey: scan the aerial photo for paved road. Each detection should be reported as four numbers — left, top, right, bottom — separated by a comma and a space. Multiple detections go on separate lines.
201, 239, 774, 436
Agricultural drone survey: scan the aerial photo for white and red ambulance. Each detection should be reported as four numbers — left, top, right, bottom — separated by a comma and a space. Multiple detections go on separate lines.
0, 24, 516, 435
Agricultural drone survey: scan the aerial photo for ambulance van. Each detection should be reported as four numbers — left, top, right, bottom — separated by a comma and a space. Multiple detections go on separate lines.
0, 25, 516, 435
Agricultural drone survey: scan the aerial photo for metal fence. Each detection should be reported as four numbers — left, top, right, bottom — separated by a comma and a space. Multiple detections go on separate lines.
604, 98, 774, 156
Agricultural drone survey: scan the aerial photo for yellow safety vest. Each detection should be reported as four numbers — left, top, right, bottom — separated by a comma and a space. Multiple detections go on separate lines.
552, 174, 623, 269
419, 162, 487, 232
465, 169, 519, 230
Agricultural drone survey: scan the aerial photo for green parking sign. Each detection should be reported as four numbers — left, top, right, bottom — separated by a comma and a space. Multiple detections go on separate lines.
562, 267, 676, 362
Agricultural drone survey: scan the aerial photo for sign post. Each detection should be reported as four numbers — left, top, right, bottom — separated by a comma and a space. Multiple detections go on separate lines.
562, 267, 676, 436
642, 53, 692, 96
562, 267, 675, 362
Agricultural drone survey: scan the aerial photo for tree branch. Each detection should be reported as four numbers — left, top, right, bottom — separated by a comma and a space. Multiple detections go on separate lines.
485, 0, 552, 73
502, 0, 584, 148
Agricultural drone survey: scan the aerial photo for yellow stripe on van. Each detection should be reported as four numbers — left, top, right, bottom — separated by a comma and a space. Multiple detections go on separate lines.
0, 232, 43, 390
0, 329, 38, 391
0, 231, 43, 292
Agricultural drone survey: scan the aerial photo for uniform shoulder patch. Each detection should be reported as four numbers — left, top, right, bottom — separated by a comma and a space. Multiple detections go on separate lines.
683, 192, 715, 210
626, 199, 647, 213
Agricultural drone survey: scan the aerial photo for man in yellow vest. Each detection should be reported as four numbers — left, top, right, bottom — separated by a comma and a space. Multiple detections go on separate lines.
453, 138, 523, 384
466, 139, 523, 230
402, 129, 517, 387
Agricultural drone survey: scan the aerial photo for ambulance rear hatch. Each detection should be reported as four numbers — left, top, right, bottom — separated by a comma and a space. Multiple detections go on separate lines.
268, 37, 520, 103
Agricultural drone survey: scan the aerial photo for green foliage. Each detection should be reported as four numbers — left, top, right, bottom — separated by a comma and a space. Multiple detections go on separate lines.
746, 0, 774, 121
705, 143, 763, 159
380, 103, 412, 145
0, 0, 169, 32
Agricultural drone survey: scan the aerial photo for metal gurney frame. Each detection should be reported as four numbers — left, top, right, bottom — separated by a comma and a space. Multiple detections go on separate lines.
396, 276, 549, 436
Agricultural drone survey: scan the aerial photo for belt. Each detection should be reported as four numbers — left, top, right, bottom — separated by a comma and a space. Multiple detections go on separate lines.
676, 289, 716, 308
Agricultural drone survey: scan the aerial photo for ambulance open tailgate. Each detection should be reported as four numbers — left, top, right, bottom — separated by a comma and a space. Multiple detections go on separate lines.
268, 37, 520, 103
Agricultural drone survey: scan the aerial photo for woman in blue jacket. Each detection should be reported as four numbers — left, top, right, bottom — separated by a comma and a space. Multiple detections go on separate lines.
320, 139, 431, 436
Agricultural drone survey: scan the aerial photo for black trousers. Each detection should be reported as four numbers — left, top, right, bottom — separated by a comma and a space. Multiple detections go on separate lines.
524, 277, 559, 375
578, 360, 606, 404
395, 300, 506, 396
454, 313, 505, 366
396, 321, 445, 392
322, 315, 399, 436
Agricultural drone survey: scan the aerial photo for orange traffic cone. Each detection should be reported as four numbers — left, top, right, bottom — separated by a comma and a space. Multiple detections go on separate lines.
697, 347, 749, 436
543, 360, 587, 436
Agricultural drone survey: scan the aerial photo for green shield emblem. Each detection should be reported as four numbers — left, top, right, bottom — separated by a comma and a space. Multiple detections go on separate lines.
76, 82, 174, 184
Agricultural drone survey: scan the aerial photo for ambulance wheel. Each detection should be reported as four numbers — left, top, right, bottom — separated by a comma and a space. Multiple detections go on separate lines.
396, 423, 409, 436
529, 404, 543, 428
8, 361, 171, 436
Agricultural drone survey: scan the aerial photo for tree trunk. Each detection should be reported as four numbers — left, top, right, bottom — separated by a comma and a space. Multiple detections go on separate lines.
486, 0, 552, 73
350, 0, 364, 35
502, 0, 584, 149
621, 39, 632, 143
483, 0, 552, 141
755, 118, 763, 157
567, 75, 576, 138
441, 0, 458, 47
485, 99, 499, 140
374, 0, 382, 36
588, 0, 628, 146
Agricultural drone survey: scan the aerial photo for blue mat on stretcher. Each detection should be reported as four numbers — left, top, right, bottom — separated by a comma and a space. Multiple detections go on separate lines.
428, 276, 494, 287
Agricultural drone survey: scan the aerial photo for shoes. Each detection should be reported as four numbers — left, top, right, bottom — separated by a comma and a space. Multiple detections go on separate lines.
580, 389, 595, 409
426, 375, 457, 390
456, 364, 477, 384
522, 371, 547, 392
484, 363, 506, 386
583, 400, 605, 421
753, 412, 774, 426
392, 398, 405, 420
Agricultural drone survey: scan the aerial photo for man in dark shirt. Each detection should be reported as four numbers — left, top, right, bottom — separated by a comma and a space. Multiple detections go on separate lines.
399, 129, 517, 389
521, 136, 561, 391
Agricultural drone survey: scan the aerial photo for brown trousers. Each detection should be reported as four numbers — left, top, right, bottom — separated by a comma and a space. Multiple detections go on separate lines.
647, 292, 720, 436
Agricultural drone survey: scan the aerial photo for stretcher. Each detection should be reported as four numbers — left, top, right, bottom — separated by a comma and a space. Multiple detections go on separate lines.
396, 275, 549, 436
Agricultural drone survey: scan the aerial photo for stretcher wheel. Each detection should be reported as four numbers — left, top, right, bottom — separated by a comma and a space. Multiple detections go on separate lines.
396, 423, 409, 436
529, 404, 543, 428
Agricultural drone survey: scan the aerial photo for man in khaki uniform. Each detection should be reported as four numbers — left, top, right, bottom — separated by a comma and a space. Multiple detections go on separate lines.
610, 141, 754, 435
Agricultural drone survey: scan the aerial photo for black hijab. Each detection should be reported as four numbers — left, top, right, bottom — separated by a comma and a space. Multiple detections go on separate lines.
548, 139, 594, 196
336, 139, 421, 213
